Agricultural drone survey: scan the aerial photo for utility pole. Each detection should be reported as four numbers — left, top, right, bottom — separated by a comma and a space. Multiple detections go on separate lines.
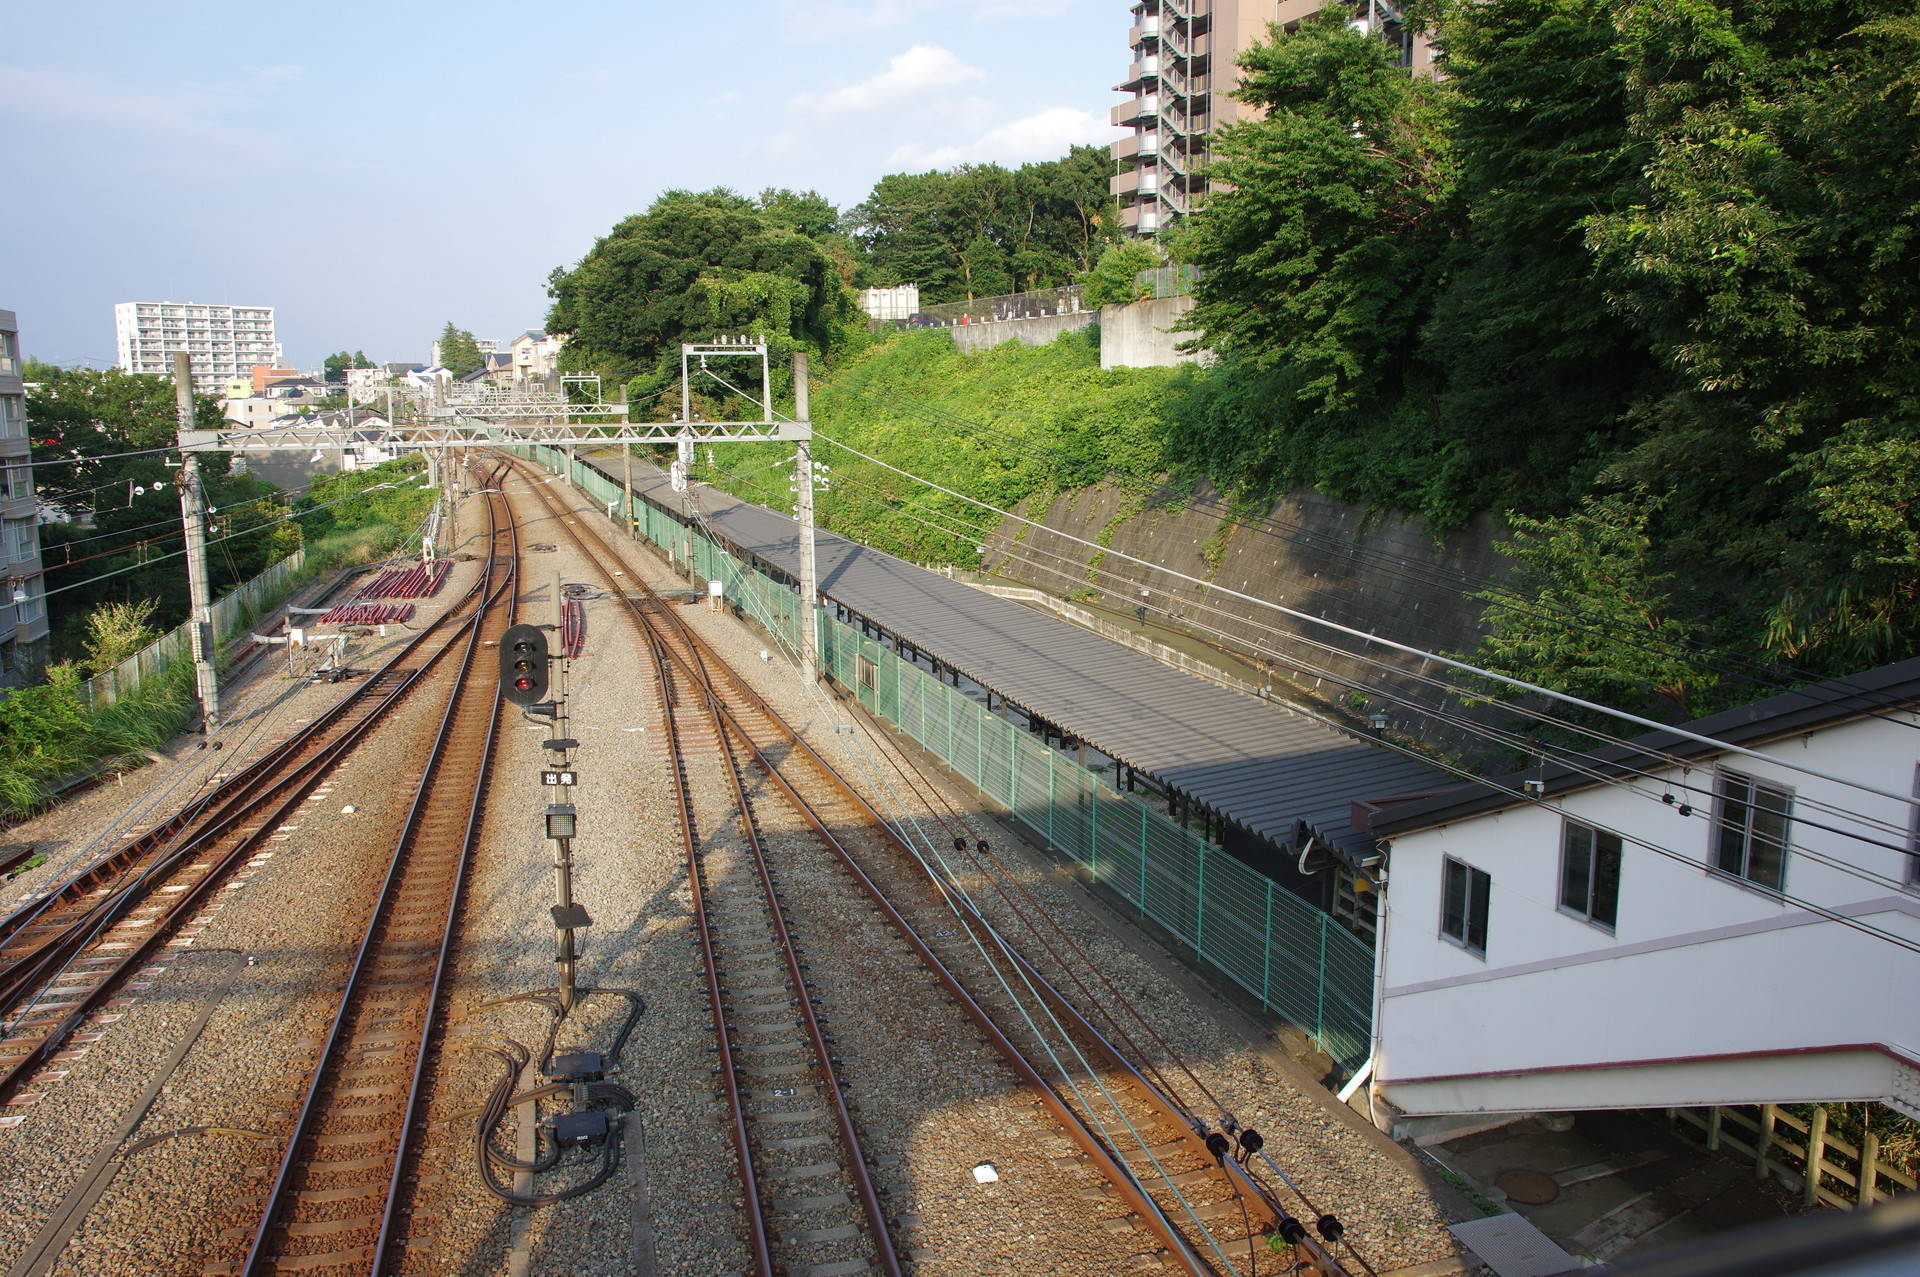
547, 569, 583, 1012
793, 352, 819, 681
173, 352, 220, 733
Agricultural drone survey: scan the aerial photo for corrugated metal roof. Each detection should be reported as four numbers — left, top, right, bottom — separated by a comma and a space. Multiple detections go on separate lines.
608, 459, 1453, 858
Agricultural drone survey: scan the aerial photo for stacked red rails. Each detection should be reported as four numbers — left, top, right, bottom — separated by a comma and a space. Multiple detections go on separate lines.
316, 559, 452, 623
318, 602, 415, 625
357, 560, 452, 601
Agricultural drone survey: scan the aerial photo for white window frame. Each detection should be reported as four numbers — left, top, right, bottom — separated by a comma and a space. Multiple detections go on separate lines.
1439, 855, 1491, 958
1710, 770, 1793, 892
1559, 818, 1622, 932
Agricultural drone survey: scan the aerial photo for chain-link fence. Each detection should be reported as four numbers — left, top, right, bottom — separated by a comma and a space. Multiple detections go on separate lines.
538, 444, 1375, 1071
80, 548, 308, 710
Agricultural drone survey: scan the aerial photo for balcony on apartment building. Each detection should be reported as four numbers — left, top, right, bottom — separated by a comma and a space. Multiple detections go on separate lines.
1111, 92, 1161, 127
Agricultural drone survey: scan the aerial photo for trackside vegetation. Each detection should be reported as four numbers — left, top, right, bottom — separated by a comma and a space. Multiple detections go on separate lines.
0, 458, 435, 819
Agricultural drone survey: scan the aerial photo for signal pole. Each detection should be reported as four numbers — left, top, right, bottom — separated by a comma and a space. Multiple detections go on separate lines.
793, 353, 820, 682
173, 352, 219, 733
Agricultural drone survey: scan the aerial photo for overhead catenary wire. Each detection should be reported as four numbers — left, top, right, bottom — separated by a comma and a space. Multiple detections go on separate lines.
808, 429, 1920, 814
743, 461, 1920, 895
811, 363, 1920, 731
654, 467, 1377, 1273
664, 484, 1268, 1275
659, 380, 1920, 964
720, 447, 1920, 866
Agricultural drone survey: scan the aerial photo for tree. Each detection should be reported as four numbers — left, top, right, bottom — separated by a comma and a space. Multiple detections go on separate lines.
25, 363, 286, 655
545, 188, 859, 397
1078, 240, 1163, 307
1581, 1, 1920, 671
1472, 495, 1720, 727
437, 324, 485, 378
1418, 0, 1652, 511
849, 149, 1121, 302
1173, 13, 1457, 408
321, 350, 373, 384
79, 598, 160, 675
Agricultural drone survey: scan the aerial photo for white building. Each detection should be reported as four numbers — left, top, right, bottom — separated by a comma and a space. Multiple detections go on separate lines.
859, 284, 920, 322
0, 309, 50, 682
508, 330, 563, 387
1366, 659, 1920, 1123
114, 301, 281, 396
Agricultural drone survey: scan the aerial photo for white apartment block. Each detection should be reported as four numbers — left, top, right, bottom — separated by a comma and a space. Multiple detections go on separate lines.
0, 309, 50, 683
114, 301, 282, 396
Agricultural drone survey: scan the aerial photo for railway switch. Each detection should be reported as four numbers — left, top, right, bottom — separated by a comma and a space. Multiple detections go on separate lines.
546, 1051, 605, 1083
499, 623, 550, 705
547, 1110, 610, 1149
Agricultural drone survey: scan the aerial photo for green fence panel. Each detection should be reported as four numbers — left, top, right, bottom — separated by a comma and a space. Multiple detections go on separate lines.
565, 442, 1377, 1071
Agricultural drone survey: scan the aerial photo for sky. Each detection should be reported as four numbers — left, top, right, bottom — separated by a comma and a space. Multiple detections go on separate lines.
1, 0, 1128, 372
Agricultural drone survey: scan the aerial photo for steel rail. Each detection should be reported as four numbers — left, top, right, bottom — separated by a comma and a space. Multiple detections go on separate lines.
548, 450, 1369, 1275
646, 605, 903, 1277
0, 502, 510, 1110
510, 456, 1215, 1274
0, 548, 497, 963
235, 467, 517, 1275
644, 624, 773, 1276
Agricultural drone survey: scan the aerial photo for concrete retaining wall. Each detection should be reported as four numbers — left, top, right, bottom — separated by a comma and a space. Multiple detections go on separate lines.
948, 310, 1095, 354
1100, 296, 1203, 369
980, 480, 1511, 762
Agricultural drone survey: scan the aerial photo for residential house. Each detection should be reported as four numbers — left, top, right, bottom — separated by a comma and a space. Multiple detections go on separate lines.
1365, 659, 1920, 1123
509, 330, 563, 387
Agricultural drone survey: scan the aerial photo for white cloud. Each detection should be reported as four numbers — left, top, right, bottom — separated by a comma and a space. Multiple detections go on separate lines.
889, 106, 1116, 169
0, 65, 275, 147
787, 44, 984, 120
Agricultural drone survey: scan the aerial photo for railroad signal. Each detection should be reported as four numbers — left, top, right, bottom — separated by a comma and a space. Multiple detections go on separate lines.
500, 623, 550, 705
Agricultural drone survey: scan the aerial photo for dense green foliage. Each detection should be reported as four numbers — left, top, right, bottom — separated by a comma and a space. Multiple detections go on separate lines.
699, 329, 1176, 564
1162, 1, 1920, 705
0, 662, 193, 817
546, 188, 862, 405
322, 350, 372, 384
26, 364, 299, 660
1078, 240, 1165, 308
849, 147, 1120, 302
436, 324, 484, 378
294, 459, 435, 566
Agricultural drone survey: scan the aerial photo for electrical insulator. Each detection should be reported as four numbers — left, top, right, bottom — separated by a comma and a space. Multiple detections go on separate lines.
499, 623, 550, 705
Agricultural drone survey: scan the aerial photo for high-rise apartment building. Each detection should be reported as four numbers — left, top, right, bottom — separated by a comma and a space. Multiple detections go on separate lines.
0, 309, 49, 683
114, 301, 282, 396
1112, 1, 1431, 234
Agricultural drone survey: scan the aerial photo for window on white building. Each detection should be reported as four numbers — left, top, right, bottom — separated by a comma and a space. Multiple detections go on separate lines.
1712, 771, 1792, 891
1559, 819, 1621, 930
1440, 856, 1490, 956
1907, 764, 1919, 887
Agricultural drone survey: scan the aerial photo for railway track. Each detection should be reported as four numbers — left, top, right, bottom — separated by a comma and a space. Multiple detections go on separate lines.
515, 455, 1368, 1276
213, 468, 518, 1275
649, 600, 903, 1277
0, 463, 515, 1112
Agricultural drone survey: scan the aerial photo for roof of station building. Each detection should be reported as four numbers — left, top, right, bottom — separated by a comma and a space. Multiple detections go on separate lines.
601, 454, 1455, 860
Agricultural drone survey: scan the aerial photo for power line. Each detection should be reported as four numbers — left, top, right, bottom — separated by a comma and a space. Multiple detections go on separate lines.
809, 429, 1920, 814
812, 363, 1920, 732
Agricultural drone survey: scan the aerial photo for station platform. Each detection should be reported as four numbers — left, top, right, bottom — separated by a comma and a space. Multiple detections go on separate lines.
582, 451, 1454, 868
